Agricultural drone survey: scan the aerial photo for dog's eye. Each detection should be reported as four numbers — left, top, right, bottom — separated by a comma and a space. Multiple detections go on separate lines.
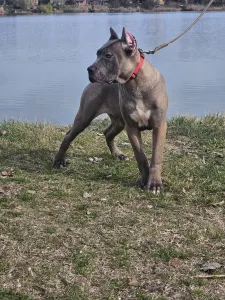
105, 53, 112, 59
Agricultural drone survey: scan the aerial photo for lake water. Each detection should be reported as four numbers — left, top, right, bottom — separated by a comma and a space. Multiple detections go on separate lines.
0, 12, 225, 124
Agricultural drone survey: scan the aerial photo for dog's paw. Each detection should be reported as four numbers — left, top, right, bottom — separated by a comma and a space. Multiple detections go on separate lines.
53, 158, 66, 169
144, 168, 163, 194
147, 181, 163, 194
138, 178, 148, 190
118, 154, 127, 161
146, 177, 163, 194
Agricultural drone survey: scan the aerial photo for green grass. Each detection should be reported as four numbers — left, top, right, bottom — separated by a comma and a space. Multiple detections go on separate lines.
72, 251, 93, 275
0, 289, 33, 300
0, 115, 225, 299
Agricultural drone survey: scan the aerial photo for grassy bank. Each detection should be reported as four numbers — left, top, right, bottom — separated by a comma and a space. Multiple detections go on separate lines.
0, 115, 225, 300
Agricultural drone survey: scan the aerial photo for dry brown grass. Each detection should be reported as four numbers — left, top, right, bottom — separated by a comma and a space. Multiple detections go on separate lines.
0, 115, 225, 299
183, 4, 225, 11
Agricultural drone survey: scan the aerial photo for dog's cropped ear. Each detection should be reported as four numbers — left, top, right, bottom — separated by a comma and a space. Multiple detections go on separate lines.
121, 28, 137, 55
109, 27, 119, 40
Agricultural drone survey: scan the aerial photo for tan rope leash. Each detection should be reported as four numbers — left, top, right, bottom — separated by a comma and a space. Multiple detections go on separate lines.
139, 0, 214, 55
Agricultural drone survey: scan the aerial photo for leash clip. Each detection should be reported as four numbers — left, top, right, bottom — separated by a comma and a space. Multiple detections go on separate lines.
138, 48, 155, 55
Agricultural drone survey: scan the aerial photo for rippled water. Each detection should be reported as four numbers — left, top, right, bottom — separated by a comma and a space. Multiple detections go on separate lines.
0, 12, 225, 124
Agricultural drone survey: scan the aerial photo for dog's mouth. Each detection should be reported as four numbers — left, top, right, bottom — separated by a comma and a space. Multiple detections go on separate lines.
89, 75, 115, 85
87, 67, 116, 84
88, 75, 96, 83
105, 79, 114, 84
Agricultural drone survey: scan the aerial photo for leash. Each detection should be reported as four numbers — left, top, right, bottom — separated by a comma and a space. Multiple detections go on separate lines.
138, 0, 214, 55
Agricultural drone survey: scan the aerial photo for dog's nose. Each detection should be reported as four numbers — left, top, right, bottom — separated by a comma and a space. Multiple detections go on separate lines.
87, 66, 95, 74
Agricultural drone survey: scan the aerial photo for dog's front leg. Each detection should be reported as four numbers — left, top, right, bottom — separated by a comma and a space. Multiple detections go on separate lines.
147, 120, 167, 193
126, 126, 149, 188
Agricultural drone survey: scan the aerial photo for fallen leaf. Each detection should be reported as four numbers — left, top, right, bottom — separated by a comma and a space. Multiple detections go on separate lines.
27, 190, 36, 195
1, 130, 7, 135
121, 142, 130, 146
212, 200, 224, 207
93, 157, 103, 162
14, 205, 23, 212
200, 262, 223, 272
129, 278, 139, 287
1, 170, 14, 177
213, 152, 223, 158
1, 171, 9, 177
89, 157, 103, 163
83, 192, 93, 199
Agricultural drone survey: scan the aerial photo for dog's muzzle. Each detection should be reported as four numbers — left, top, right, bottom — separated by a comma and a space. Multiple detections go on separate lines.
87, 66, 97, 83
87, 66, 115, 84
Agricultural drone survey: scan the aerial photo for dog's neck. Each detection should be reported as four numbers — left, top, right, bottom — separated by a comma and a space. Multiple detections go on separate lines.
129, 52, 145, 80
124, 54, 160, 92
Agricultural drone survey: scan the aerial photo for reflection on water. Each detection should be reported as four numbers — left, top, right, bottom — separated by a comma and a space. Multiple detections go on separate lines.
0, 12, 225, 124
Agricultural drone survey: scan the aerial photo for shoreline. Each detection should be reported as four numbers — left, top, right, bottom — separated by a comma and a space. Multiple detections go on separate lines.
1, 4, 225, 17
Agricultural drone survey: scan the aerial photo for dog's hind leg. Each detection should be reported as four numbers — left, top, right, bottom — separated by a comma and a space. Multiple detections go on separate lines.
53, 109, 95, 168
104, 117, 126, 160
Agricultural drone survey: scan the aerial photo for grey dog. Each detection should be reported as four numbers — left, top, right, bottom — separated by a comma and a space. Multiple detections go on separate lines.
54, 28, 168, 193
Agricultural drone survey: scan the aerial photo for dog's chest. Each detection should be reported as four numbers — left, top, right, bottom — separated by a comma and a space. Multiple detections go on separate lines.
130, 101, 151, 127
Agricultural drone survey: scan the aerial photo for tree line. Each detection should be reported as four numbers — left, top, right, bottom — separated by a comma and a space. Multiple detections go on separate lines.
1, 0, 224, 11
109, 0, 224, 8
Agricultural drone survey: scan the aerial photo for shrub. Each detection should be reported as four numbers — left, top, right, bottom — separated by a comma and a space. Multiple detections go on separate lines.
39, 3, 53, 13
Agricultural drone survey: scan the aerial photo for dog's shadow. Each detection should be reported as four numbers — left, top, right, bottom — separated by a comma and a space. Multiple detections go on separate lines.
57, 152, 137, 188
1, 145, 56, 173
1, 145, 137, 188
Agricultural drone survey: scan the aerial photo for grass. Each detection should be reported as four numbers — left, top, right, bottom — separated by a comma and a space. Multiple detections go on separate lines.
0, 115, 225, 300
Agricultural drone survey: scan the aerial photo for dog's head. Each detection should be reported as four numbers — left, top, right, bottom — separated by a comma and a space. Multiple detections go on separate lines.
87, 28, 138, 84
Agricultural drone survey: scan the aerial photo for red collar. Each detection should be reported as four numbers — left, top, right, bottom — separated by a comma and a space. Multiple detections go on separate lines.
130, 52, 145, 79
